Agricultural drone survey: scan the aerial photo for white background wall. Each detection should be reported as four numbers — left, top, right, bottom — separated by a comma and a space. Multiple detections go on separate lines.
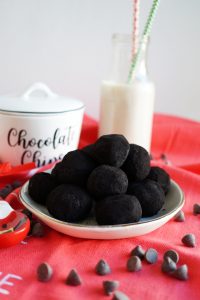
0, 0, 199, 121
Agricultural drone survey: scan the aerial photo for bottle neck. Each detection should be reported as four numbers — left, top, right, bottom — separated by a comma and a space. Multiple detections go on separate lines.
109, 34, 149, 84
134, 42, 148, 82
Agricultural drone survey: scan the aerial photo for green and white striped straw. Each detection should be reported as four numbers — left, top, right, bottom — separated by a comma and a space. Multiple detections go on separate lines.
127, 0, 161, 83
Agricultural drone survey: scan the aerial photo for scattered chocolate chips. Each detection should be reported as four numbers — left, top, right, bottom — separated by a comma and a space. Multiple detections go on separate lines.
12, 180, 21, 189
112, 290, 130, 300
182, 234, 196, 247
127, 256, 142, 272
145, 248, 158, 264
0, 184, 13, 199
22, 209, 33, 220
172, 264, 188, 281
163, 249, 179, 263
162, 257, 177, 274
37, 262, 53, 282
174, 210, 185, 222
103, 280, 119, 296
95, 259, 111, 275
193, 203, 200, 215
32, 222, 45, 237
130, 245, 145, 259
28, 219, 38, 236
66, 269, 82, 286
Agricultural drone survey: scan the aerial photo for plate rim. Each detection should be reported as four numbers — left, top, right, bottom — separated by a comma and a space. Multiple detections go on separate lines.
19, 179, 185, 229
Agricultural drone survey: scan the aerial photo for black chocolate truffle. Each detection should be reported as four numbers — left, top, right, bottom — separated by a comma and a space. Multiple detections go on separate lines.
46, 184, 93, 222
147, 166, 170, 194
51, 150, 96, 186
91, 134, 130, 167
28, 172, 56, 205
122, 144, 150, 180
128, 179, 165, 217
81, 143, 96, 159
87, 165, 128, 199
95, 194, 142, 225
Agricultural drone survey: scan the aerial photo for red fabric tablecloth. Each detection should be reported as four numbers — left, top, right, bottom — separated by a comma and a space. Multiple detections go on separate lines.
1, 114, 200, 300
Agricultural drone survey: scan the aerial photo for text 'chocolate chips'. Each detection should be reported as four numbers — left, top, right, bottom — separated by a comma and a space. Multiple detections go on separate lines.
128, 179, 165, 217
87, 165, 128, 199
28, 172, 56, 205
37, 262, 53, 282
52, 150, 96, 186
147, 166, 170, 194
122, 144, 150, 181
91, 134, 130, 167
95, 195, 142, 225
46, 184, 93, 223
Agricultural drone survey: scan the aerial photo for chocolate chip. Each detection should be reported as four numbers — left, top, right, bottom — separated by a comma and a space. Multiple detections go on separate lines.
130, 245, 145, 259
112, 291, 130, 300
182, 234, 196, 247
193, 203, 200, 215
162, 257, 177, 273
103, 280, 119, 296
172, 264, 188, 281
37, 262, 53, 282
66, 269, 82, 286
150, 154, 154, 160
22, 209, 33, 220
12, 180, 21, 189
127, 256, 142, 272
95, 259, 111, 275
28, 220, 37, 236
163, 249, 179, 263
145, 248, 158, 264
174, 210, 185, 222
2, 224, 7, 228
32, 222, 45, 237
0, 185, 13, 199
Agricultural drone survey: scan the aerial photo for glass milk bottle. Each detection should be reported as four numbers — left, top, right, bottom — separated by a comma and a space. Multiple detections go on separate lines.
99, 34, 155, 152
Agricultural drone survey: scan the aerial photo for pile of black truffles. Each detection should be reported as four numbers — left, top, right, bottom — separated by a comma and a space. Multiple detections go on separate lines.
28, 134, 170, 225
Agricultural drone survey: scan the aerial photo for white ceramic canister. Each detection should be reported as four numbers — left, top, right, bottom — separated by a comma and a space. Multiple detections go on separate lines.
0, 83, 84, 167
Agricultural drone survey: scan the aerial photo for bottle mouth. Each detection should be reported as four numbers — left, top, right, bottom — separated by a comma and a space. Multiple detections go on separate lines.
112, 33, 131, 44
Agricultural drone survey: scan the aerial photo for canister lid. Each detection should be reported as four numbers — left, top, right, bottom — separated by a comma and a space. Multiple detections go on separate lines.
0, 82, 84, 114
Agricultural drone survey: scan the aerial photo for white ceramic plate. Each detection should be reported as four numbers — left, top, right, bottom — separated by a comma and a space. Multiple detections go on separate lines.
19, 179, 184, 240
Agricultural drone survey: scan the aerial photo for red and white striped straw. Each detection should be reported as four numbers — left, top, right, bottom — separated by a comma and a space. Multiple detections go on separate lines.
132, 0, 140, 58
